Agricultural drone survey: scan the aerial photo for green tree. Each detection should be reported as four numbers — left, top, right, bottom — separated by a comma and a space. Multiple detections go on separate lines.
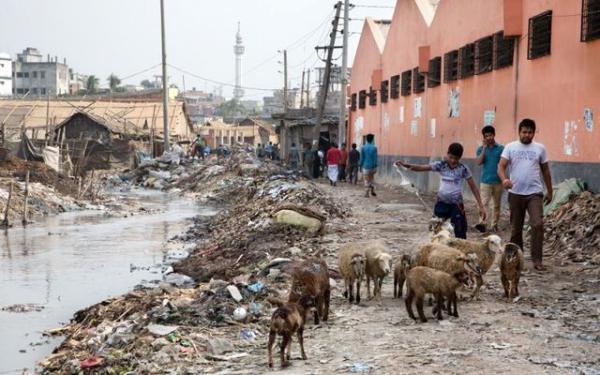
86, 75, 99, 93
140, 79, 154, 89
108, 74, 121, 92
217, 99, 247, 117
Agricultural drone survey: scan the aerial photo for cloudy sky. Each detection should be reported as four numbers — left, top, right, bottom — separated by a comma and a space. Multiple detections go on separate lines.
1, 0, 393, 100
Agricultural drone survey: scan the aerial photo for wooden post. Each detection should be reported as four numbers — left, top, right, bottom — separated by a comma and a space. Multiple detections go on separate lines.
77, 177, 82, 199
2, 182, 13, 228
22, 171, 30, 225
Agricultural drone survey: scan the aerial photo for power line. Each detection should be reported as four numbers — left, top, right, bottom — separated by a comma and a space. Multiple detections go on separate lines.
168, 64, 278, 92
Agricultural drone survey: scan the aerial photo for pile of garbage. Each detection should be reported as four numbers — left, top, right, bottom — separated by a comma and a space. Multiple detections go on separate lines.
41, 262, 295, 373
543, 191, 600, 264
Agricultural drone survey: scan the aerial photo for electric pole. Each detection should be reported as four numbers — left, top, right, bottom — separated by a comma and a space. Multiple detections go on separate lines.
160, 0, 170, 152
339, 0, 350, 147
300, 69, 306, 109
313, 2, 343, 146
306, 69, 311, 108
283, 50, 288, 114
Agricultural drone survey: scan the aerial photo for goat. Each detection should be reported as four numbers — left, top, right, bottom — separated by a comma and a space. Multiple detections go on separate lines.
500, 243, 524, 302
393, 254, 413, 298
267, 295, 315, 368
288, 259, 331, 324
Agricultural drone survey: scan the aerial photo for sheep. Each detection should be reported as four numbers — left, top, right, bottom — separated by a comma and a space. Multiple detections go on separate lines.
500, 243, 524, 302
338, 244, 366, 304
364, 240, 393, 300
393, 254, 413, 298
405, 266, 471, 322
429, 217, 454, 236
267, 295, 316, 368
440, 235, 503, 299
415, 243, 482, 277
288, 259, 331, 324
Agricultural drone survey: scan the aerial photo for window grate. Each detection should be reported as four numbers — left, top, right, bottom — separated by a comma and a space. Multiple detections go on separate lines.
444, 50, 459, 82
381, 80, 389, 103
401, 70, 412, 96
413, 68, 425, 93
475, 36, 494, 74
428, 57, 441, 87
494, 31, 515, 69
359, 90, 367, 109
351, 93, 357, 111
368, 87, 377, 106
528, 11, 552, 59
390, 75, 400, 99
459, 43, 475, 78
582, 0, 600, 42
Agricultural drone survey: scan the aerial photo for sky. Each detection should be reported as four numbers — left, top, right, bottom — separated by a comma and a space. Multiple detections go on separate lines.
1, 0, 394, 100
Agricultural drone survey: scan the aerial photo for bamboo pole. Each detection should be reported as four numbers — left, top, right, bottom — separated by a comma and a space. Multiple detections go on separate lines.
22, 170, 30, 225
2, 182, 13, 228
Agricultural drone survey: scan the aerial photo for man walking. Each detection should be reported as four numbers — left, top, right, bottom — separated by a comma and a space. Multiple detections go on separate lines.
475, 125, 504, 232
360, 134, 378, 197
302, 143, 314, 178
338, 142, 348, 182
326, 143, 342, 186
498, 119, 553, 271
288, 143, 300, 170
348, 143, 360, 184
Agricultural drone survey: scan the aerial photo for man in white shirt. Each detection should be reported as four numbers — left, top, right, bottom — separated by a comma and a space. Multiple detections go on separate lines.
498, 119, 553, 271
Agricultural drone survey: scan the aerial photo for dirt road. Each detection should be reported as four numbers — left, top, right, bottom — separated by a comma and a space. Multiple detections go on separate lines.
236, 181, 600, 374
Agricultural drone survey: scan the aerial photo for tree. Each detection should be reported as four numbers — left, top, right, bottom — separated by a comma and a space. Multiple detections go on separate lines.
217, 99, 247, 117
107, 74, 121, 92
86, 75, 99, 93
140, 79, 154, 89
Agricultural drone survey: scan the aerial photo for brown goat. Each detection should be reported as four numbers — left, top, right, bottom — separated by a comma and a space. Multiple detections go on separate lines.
405, 266, 470, 322
393, 254, 413, 298
288, 259, 331, 324
267, 296, 316, 368
500, 243, 524, 302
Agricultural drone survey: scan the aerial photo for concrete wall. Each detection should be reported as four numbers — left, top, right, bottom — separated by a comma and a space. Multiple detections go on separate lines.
0, 55, 12, 96
13, 62, 70, 96
349, 0, 600, 192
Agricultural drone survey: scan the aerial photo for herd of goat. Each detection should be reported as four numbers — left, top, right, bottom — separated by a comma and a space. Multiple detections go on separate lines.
266, 220, 525, 368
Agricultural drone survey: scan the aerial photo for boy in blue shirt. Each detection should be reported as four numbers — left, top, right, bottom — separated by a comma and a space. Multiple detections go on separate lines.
475, 125, 504, 232
396, 143, 487, 238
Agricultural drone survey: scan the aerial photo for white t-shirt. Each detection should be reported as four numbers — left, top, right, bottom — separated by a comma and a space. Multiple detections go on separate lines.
500, 141, 548, 195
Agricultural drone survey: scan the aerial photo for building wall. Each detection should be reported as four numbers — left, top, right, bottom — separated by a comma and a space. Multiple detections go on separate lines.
13, 62, 70, 96
349, 0, 600, 191
0, 54, 12, 96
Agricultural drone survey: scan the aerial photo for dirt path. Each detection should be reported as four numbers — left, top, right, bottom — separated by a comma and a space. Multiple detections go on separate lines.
233, 181, 600, 374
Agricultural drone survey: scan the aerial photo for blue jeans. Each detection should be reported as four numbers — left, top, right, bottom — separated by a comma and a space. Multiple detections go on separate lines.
434, 201, 467, 239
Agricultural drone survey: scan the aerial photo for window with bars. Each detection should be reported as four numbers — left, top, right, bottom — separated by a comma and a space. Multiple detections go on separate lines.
528, 11, 552, 59
412, 68, 425, 93
368, 87, 377, 106
494, 31, 516, 69
582, 0, 600, 42
381, 80, 389, 103
390, 75, 400, 99
475, 35, 494, 74
351, 93, 357, 111
459, 43, 475, 78
444, 50, 459, 82
401, 70, 412, 96
359, 90, 367, 109
428, 57, 441, 87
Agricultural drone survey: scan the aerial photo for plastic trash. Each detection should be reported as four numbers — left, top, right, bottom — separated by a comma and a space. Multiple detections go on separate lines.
80, 357, 104, 369
248, 302, 262, 315
349, 362, 374, 373
247, 281, 264, 293
233, 307, 247, 321
240, 328, 257, 341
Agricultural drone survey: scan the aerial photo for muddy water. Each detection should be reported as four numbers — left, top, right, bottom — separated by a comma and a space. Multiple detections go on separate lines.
0, 189, 212, 373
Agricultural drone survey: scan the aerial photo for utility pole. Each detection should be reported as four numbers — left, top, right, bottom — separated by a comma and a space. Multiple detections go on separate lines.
283, 50, 288, 114
306, 69, 311, 108
313, 2, 343, 146
160, 0, 170, 152
339, 0, 350, 146
300, 69, 306, 109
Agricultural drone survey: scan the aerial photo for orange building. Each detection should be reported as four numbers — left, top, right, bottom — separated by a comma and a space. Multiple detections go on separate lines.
349, 0, 600, 191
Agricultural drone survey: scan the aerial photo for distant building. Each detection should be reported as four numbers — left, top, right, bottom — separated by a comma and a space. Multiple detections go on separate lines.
69, 71, 87, 95
0, 52, 12, 96
179, 89, 226, 125
12, 48, 70, 96
262, 88, 303, 117
240, 99, 262, 114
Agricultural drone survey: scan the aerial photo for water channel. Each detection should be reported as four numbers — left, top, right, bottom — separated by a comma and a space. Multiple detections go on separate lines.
0, 189, 211, 373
